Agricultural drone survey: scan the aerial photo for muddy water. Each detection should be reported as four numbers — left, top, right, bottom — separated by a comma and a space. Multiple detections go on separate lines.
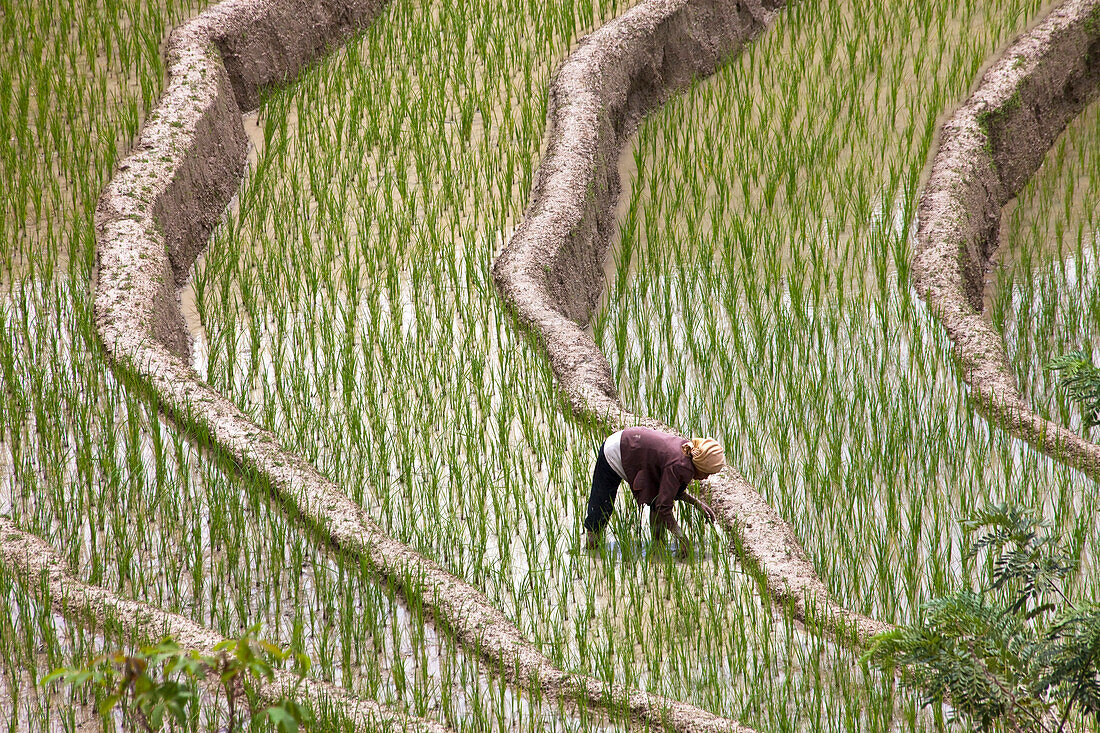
594, 0, 1100, 639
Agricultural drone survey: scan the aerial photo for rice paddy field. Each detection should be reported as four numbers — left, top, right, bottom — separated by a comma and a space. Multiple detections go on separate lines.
2, 0, 1100, 730
993, 98, 1100, 432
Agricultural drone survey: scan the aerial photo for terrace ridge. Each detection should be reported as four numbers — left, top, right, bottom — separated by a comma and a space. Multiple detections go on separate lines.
77, 0, 763, 730
0, 518, 451, 733
914, 0, 1100, 481
492, 0, 893, 645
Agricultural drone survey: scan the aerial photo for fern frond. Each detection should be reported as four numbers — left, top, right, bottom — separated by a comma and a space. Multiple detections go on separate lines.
1048, 350, 1100, 428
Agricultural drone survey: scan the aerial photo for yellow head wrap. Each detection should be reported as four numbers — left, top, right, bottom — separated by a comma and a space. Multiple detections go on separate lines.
690, 437, 726, 475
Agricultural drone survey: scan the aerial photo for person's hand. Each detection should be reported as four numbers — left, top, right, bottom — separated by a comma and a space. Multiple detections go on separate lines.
650, 515, 667, 543
697, 500, 717, 523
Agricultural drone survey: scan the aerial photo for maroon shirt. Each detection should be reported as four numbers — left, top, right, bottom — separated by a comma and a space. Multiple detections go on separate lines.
619, 427, 694, 525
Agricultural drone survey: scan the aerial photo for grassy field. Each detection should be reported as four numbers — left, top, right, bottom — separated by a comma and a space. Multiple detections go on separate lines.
3, 0, 1100, 730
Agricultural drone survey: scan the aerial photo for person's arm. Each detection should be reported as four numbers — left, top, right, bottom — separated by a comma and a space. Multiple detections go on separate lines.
652, 463, 692, 556
678, 490, 717, 523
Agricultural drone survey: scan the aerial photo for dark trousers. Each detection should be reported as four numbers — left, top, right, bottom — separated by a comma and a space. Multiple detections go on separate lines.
584, 442, 622, 532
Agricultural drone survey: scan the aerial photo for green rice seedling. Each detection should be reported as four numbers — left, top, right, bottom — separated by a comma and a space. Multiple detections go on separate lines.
11, 0, 1100, 728
995, 97, 1100, 434
576, 0, 1100, 727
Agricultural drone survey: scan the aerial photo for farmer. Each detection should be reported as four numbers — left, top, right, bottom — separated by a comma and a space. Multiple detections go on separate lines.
584, 427, 725, 557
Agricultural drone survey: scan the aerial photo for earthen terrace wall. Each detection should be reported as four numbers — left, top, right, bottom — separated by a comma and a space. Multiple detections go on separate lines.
913, 0, 1100, 481
492, 0, 893, 644
83, 0, 764, 730
0, 519, 451, 733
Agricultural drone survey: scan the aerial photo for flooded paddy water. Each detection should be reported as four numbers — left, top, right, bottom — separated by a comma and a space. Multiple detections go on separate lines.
5, 0, 1100, 730
598, 0, 1100, 639
180, 0, 902, 730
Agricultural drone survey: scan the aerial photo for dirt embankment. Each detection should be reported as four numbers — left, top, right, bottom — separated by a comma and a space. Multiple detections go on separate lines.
0, 518, 451, 733
913, 0, 1100, 479
83, 0, 760, 730
491, 0, 892, 645
97, 0, 389, 361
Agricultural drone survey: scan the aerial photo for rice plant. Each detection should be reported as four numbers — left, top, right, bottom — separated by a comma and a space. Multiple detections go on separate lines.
6, 0, 1100, 729
992, 99, 1100, 436
596, 0, 1100, 725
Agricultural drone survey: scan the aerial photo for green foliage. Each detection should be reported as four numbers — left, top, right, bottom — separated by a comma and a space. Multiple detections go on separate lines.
866, 504, 1100, 732
42, 625, 312, 732
1048, 350, 1100, 428
963, 504, 1076, 615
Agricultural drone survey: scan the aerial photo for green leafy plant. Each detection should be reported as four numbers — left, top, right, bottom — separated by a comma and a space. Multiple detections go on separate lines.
1048, 350, 1100, 428
43, 625, 312, 733
865, 504, 1100, 732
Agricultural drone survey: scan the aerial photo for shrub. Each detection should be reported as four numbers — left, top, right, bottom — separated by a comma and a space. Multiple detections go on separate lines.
865, 504, 1100, 733
1048, 350, 1100, 428
43, 625, 312, 732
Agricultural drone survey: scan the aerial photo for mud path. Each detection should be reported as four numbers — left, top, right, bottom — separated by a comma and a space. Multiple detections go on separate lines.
491, 0, 892, 646
913, 0, 1100, 482
0, 518, 451, 733
83, 0, 759, 730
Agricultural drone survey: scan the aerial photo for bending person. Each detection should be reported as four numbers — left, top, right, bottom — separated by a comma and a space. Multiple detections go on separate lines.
585, 427, 725, 558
